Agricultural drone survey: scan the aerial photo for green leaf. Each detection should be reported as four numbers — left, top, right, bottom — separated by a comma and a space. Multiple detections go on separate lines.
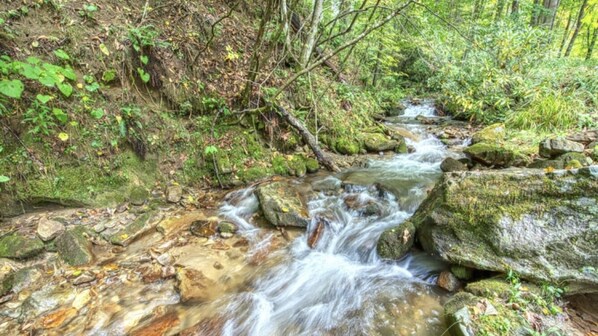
36, 94, 53, 104
140, 55, 149, 65
57, 82, 73, 97
90, 108, 104, 119
60, 66, 76, 81
26, 56, 41, 65
85, 82, 100, 92
102, 69, 117, 82
0, 79, 24, 99
0, 176, 9, 183
53, 108, 68, 123
54, 49, 71, 61
99, 43, 110, 56
38, 72, 57, 87
137, 68, 150, 83
18, 63, 42, 80
204, 145, 218, 155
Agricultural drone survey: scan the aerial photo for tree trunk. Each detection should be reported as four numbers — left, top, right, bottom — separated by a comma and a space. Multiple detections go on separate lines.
494, 0, 506, 22
300, 0, 324, 68
538, 0, 560, 29
559, 10, 573, 56
281, 0, 295, 60
564, 0, 589, 57
587, 27, 598, 60
510, 0, 519, 16
531, 0, 541, 26
272, 103, 340, 172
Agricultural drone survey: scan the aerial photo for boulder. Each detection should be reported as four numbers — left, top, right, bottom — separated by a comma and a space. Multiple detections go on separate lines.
377, 221, 416, 259
415, 167, 598, 293
166, 185, 183, 203
107, 212, 161, 246
256, 181, 310, 228
471, 123, 505, 144
37, 218, 65, 242
56, 227, 94, 266
362, 133, 400, 152
175, 268, 217, 302
464, 143, 529, 167
0, 233, 45, 259
440, 157, 467, 172
527, 159, 565, 169
129, 186, 149, 206
334, 139, 360, 155
387, 126, 419, 142
437, 271, 462, 292
311, 176, 342, 192
539, 138, 584, 158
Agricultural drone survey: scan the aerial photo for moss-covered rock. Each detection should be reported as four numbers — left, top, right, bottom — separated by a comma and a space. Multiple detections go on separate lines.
1, 272, 15, 297
334, 138, 360, 155
362, 133, 399, 152
414, 168, 598, 293
56, 227, 93, 266
464, 142, 529, 167
471, 123, 505, 144
539, 138, 585, 158
0, 233, 45, 259
558, 152, 587, 168
440, 157, 467, 172
255, 181, 310, 228
451, 265, 474, 280
305, 158, 320, 173
377, 221, 415, 259
129, 186, 149, 206
527, 159, 565, 169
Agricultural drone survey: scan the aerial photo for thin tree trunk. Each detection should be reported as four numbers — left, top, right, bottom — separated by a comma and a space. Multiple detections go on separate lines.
495, 0, 506, 22
510, 0, 519, 17
539, 0, 559, 29
531, 0, 541, 26
300, 0, 324, 68
559, 10, 573, 56
587, 26, 598, 60
281, 0, 295, 60
565, 0, 589, 57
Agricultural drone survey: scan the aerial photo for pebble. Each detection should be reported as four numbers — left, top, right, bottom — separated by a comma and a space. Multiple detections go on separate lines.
72, 272, 96, 285
213, 262, 224, 270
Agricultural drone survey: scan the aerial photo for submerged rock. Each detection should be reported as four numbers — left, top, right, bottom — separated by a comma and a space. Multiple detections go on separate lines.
0, 233, 45, 260
256, 181, 310, 228
414, 167, 598, 293
56, 227, 94, 266
377, 221, 416, 259
175, 268, 217, 302
464, 143, 529, 167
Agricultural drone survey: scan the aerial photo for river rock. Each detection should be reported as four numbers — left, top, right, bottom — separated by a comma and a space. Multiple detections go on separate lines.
464, 143, 529, 167
72, 272, 95, 285
312, 176, 342, 192
527, 158, 565, 169
56, 227, 93, 266
190, 218, 217, 237
539, 138, 584, 158
256, 181, 310, 228
387, 126, 419, 142
217, 221, 238, 238
20, 284, 76, 320
37, 218, 65, 242
377, 221, 416, 259
166, 185, 183, 203
363, 133, 400, 152
471, 123, 505, 144
437, 271, 461, 292
11, 267, 42, 293
415, 167, 598, 293
175, 268, 217, 302
440, 157, 467, 172
129, 186, 149, 206
107, 212, 161, 246
0, 233, 45, 260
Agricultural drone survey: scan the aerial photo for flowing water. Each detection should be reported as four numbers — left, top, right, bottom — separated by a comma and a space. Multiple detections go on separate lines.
0, 100, 461, 335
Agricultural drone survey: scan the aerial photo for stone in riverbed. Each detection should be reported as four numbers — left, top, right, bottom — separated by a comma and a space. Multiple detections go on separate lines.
464, 142, 529, 167
413, 167, 598, 293
56, 227, 94, 266
256, 181, 310, 228
129, 186, 150, 206
0, 233, 45, 260
107, 212, 161, 246
440, 157, 467, 172
37, 218, 65, 242
471, 123, 505, 144
437, 271, 461, 292
175, 268, 217, 302
362, 133, 400, 153
377, 221, 416, 259
311, 176, 342, 192
166, 185, 183, 203
190, 218, 217, 237
539, 138, 584, 158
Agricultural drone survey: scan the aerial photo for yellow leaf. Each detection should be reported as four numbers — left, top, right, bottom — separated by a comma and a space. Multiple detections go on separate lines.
77, 83, 84, 89
72, 269, 82, 277
281, 207, 289, 213
99, 43, 110, 56
120, 234, 129, 240
58, 132, 69, 141
544, 166, 555, 173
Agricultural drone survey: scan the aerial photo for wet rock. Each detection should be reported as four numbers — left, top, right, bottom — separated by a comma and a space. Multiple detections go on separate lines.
0, 233, 45, 260
107, 212, 161, 246
437, 271, 461, 292
11, 267, 42, 293
440, 157, 467, 172
21, 285, 76, 320
190, 218, 217, 237
71, 289, 92, 310
158, 211, 206, 236
166, 185, 183, 203
471, 123, 505, 144
527, 158, 565, 169
217, 222, 238, 236
415, 168, 598, 293
256, 181, 310, 228
363, 133, 399, 152
39, 307, 78, 329
539, 138, 584, 158
72, 272, 95, 285
307, 217, 327, 248
176, 268, 217, 302
387, 126, 419, 142
451, 265, 474, 280
129, 186, 150, 206
130, 312, 180, 336
37, 218, 65, 242
213, 262, 224, 270
138, 264, 163, 283
385, 102, 406, 116
377, 221, 416, 259
311, 176, 342, 192
56, 227, 93, 266
464, 142, 529, 167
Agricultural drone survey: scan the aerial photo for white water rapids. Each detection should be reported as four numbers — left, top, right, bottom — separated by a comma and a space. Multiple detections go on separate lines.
216, 101, 456, 336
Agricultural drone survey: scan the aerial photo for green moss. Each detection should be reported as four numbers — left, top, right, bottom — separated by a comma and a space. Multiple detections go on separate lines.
129, 186, 149, 205
466, 278, 513, 300
238, 166, 273, 182
305, 158, 320, 173
0, 233, 45, 259
272, 155, 289, 175
335, 138, 360, 155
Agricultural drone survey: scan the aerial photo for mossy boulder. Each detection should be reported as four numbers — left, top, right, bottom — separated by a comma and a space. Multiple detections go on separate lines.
129, 186, 150, 206
305, 158, 320, 173
558, 152, 587, 168
464, 143, 529, 167
256, 181, 310, 228
440, 157, 467, 172
334, 138, 360, 155
527, 159, 565, 169
471, 123, 505, 144
414, 168, 598, 293
0, 233, 45, 259
539, 138, 584, 158
377, 221, 416, 259
56, 227, 93, 266
362, 133, 399, 152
